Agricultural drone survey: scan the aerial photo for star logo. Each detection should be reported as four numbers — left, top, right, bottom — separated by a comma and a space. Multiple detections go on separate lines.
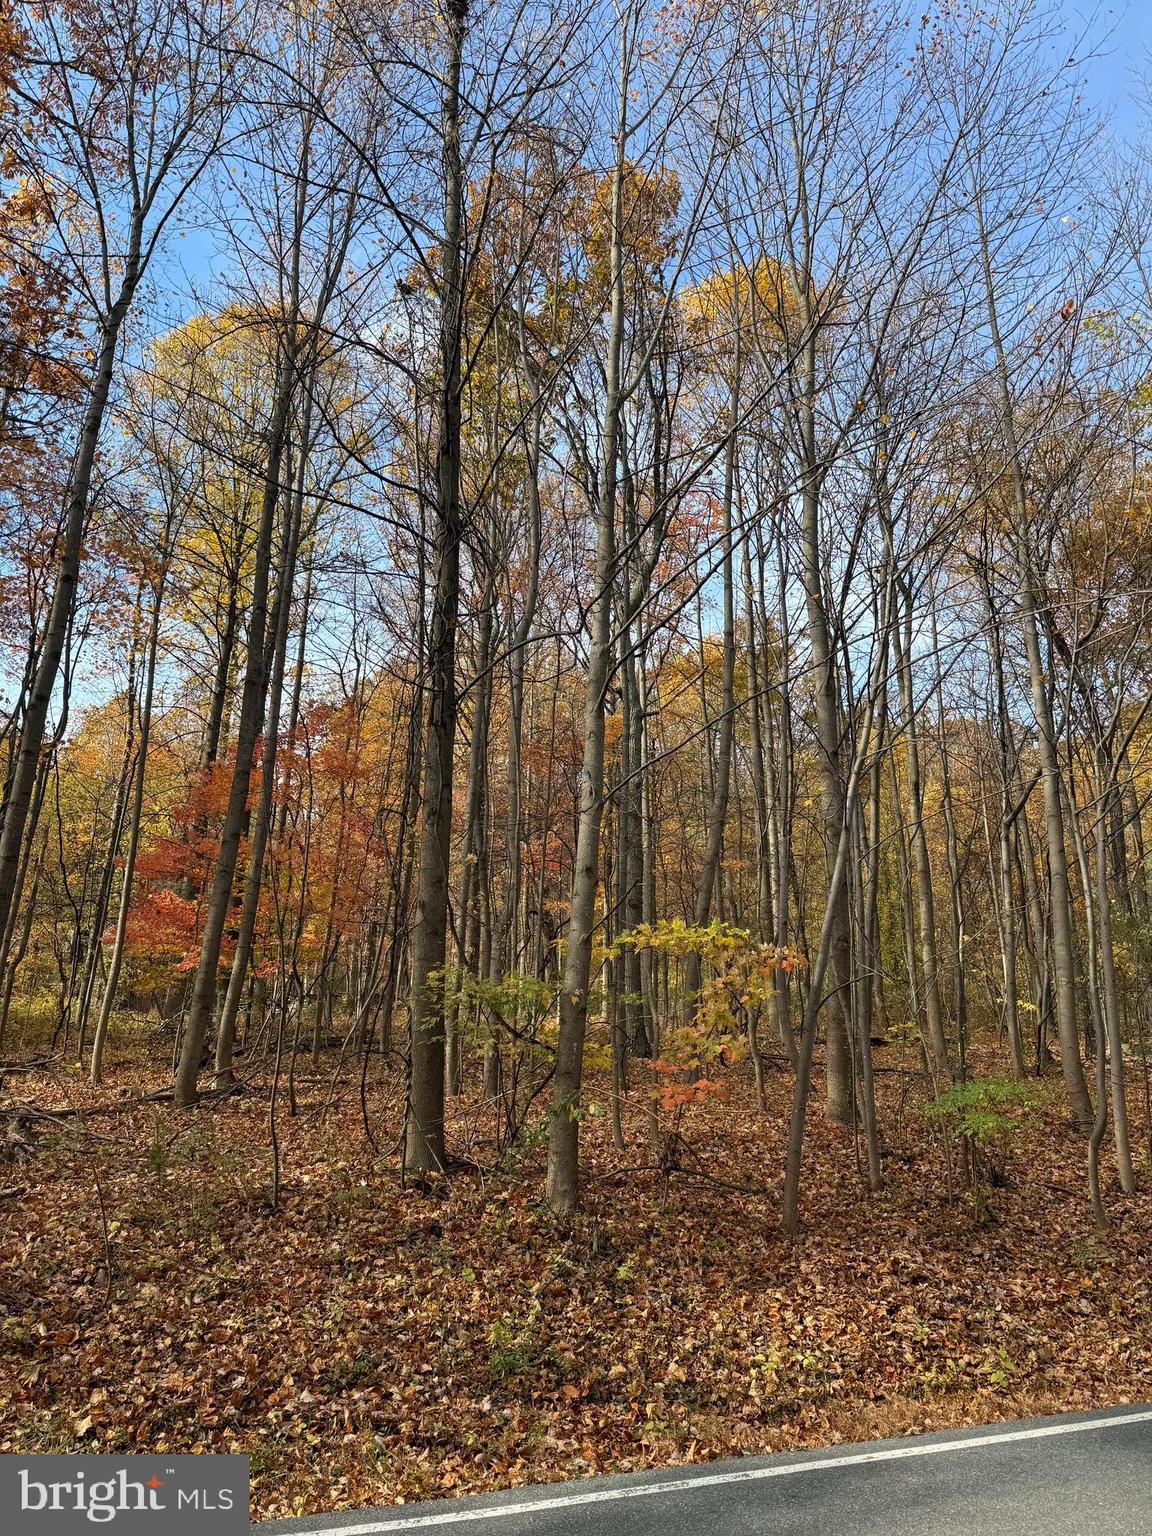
146, 1477, 164, 1490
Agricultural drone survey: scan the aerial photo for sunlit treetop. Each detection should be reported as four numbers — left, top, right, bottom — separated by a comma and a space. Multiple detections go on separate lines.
680, 257, 816, 359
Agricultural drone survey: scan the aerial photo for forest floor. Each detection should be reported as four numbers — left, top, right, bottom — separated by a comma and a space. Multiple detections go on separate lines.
2, 1042, 1151, 1522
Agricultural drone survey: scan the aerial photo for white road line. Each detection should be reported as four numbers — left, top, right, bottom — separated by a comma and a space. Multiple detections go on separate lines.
285, 1408, 1152, 1534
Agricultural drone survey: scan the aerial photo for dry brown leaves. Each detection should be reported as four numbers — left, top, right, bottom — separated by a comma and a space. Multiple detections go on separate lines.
1, 1050, 1150, 1521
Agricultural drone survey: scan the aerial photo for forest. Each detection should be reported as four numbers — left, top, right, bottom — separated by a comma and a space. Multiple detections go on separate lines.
2, 0, 1152, 1520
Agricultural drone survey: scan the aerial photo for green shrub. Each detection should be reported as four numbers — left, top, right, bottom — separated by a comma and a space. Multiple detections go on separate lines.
926, 1075, 1040, 1220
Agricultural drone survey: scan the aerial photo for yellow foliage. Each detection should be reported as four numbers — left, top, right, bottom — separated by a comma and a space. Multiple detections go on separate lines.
680, 257, 814, 354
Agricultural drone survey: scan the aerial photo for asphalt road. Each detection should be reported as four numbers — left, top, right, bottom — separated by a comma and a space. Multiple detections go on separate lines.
261, 1405, 1152, 1536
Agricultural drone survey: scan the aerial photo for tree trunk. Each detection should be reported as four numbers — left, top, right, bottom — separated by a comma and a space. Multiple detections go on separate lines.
404, 0, 468, 1174
545, 51, 627, 1215
174, 352, 294, 1106
0, 257, 142, 944
683, 371, 738, 1012
894, 581, 950, 1074
975, 197, 1091, 1130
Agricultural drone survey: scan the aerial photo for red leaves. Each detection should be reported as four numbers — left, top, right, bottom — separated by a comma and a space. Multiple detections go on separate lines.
648, 1059, 730, 1111
116, 888, 200, 976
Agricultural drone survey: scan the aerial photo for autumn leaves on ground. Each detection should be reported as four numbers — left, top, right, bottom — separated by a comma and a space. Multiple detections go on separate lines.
2, 1049, 1149, 1522
7, 0, 1152, 1522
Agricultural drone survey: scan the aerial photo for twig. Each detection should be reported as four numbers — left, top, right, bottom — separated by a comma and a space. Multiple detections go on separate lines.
91, 1162, 114, 1309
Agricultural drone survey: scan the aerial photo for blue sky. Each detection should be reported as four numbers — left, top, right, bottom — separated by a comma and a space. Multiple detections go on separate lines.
1077, 0, 1149, 132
